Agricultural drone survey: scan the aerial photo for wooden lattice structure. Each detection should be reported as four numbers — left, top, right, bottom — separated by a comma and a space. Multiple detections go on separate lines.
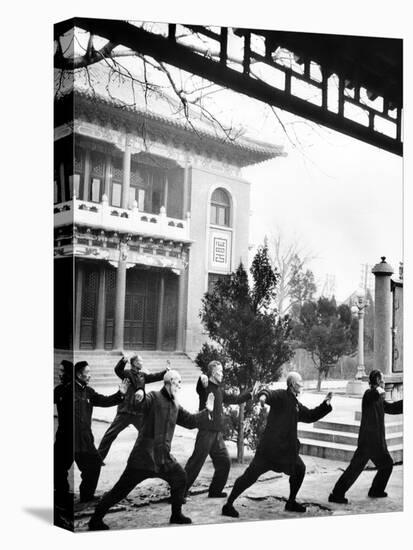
54, 19, 403, 155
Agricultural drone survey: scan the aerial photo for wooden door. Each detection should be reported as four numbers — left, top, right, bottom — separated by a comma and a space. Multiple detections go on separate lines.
79, 265, 98, 349
124, 270, 158, 350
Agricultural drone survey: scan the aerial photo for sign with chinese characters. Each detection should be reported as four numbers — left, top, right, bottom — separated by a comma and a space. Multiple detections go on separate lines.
213, 237, 227, 264
209, 229, 231, 272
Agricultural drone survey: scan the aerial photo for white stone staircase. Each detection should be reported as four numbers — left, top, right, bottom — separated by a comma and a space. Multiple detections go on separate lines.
298, 415, 403, 463
54, 350, 201, 388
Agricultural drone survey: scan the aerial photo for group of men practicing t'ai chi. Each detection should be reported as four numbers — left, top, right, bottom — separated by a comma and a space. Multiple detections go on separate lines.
53, 355, 403, 530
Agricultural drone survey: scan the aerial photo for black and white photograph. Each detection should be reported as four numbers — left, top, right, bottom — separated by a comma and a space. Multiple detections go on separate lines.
2, 2, 410, 549
52, 16, 404, 533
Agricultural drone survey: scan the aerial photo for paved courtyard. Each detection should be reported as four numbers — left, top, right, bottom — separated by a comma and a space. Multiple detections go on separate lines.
62, 387, 403, 532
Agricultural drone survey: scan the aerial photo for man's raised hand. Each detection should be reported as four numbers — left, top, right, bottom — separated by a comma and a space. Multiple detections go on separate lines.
119, 379, 130, 394
135, 389, 145, 403
166, 359, 171, 371
324, 391, 333, 405
206, 392, 215, 412
200, 374, 209, 388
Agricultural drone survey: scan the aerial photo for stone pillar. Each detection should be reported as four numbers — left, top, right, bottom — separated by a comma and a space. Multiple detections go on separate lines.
113, 247, 127, 350
176, 268, 187, 351
356, 309, 365, 377
372, 257, 394, 375
95, 264, 106, 349
104, 153, 111, 197
82, 150, 91, 202
121, 137, 131, 210
182, 159, 191, 219
156, 273, 165, 350
74, 261, 83, 350
164, 174, 169, 215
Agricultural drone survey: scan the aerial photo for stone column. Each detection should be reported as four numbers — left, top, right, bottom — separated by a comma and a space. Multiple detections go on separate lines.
372, 257, 394, 375
104, 153, 111, 197
176, 267, 188, 351
356, 308, 365, 377
163, 174, 169, 215
182, 159, 191, 219
82, 150, 91, 202
74, 261, 83, 350
156, 273, 165, 350
121, 137, 131, 210
95, 264, 106, 349
113, 246, 127, 350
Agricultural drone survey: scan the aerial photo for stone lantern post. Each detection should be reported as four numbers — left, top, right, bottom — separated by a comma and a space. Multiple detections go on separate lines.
346, 289, 369, 395
372, 257, 394, 376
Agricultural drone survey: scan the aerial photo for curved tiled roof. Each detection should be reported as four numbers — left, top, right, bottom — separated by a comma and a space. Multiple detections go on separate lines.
55, 63, 285, 166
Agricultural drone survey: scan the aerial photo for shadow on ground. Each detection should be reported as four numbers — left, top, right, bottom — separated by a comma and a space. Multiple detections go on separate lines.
24, 508, 53, 524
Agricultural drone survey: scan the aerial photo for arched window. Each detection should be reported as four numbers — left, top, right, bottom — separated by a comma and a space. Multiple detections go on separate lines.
210, 188, 231, 227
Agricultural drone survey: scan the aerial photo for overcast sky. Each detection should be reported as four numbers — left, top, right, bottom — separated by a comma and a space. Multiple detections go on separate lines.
244, 116, 403, 302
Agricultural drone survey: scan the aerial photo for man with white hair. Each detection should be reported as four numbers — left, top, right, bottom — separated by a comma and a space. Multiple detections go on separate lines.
89, 370, 215, 530
222, 372, 333, 518
98, 353, 169, 462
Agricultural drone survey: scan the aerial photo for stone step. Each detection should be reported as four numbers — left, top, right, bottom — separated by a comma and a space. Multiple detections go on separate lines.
298, 427, 403, 447
314, 419, 402, 435
54, 350, 200, 386
299, 438, 403, 463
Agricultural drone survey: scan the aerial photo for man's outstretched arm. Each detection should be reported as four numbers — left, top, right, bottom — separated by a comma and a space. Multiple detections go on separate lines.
89, 379, 129, 407
177, 393, 215, 429
384, 398, 403, 415
298, 392, 333, 423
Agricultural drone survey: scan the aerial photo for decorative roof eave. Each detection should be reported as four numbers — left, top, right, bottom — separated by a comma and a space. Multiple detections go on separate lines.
55, 90, 286, 167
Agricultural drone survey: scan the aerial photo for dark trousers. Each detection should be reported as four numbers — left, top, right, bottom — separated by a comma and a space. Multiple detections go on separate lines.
93, 463, 187, 519
54, 435, 73, 501
98, 413, 142, 461
55, 436, 102, 502
185, 430, 230, 495
332, 447, 394, 497
227, 455, 306, 505
75, 451, 103, 500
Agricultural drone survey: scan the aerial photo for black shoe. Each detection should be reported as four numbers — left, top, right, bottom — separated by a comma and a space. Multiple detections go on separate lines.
328, 493, 348, 504
170, 511, 192, 524
222, 503, 239, 518
285, 500, 306, 513
88, 517, 109, 531
368, 490, 388, 498
208, 491, 227, 498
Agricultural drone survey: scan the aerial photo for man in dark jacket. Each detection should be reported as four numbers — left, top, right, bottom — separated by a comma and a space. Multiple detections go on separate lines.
97, 353, 169, 461
329, 369, 403, 504
74, 361, 128, 502
54, 360, 74, 518
185, 360, 252, 498
222, 372, 333, 517
88, 370, 215, 530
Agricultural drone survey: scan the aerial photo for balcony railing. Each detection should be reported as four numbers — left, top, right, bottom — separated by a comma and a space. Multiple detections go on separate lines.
54, 194, 191, 242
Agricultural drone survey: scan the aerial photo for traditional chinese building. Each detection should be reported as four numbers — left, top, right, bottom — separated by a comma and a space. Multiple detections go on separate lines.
54, 66, 285, 355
